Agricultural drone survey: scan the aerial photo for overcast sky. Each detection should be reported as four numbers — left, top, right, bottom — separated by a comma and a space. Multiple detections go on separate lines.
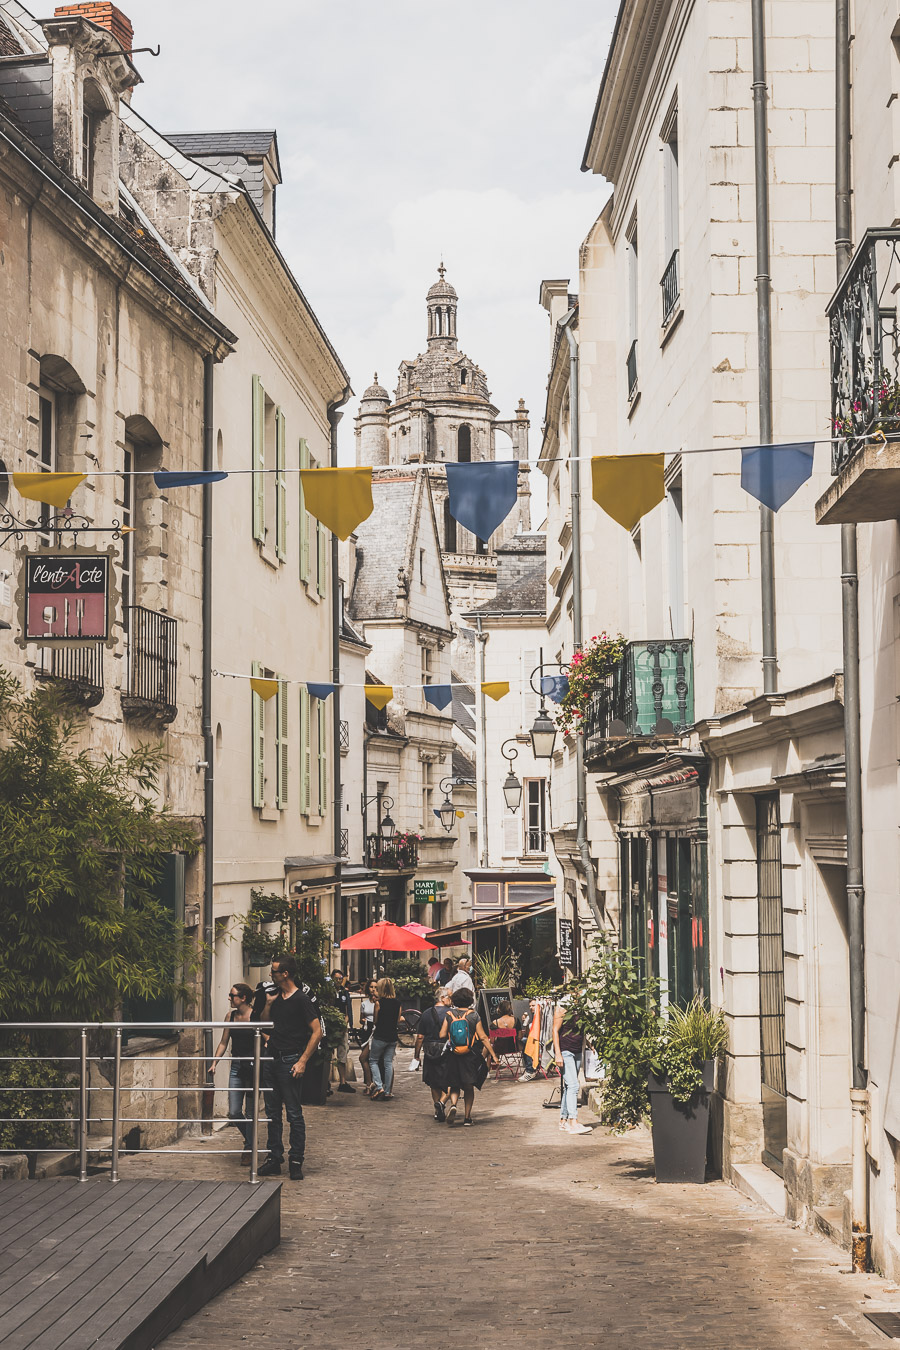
125, 1, 616, 500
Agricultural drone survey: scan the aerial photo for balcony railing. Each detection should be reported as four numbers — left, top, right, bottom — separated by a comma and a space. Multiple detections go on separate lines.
339, 720, 350, 755
36, 643, 104, 707
366, 835, 419, 871
583, 639, 693, 759
525, 829, 547, 855
829, 228, 900, 473
626, 339, 638, 399
121, 607, 177, 724
339, 828, 349, 858
661, 249, 680, 325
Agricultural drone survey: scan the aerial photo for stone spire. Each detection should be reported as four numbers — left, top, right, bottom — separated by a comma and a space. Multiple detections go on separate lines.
426, 263, 458, 350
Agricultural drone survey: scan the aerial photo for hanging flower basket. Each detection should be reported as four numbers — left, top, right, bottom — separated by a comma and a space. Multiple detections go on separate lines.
555, 632, 625, 738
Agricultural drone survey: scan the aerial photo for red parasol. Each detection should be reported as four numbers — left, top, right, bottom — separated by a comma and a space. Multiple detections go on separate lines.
402, 921, 469, 947
339, 920, 437, 952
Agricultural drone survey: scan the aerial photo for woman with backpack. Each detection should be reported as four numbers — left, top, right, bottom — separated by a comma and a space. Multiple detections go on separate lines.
438, 987, 499, 1125
414, 986, 452, 1120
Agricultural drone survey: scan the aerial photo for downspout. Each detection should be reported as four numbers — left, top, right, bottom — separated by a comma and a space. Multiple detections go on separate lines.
327, 386, 353, 946
751, 0, 778, 694
835, 0, 869, 1273
475, 616, 489, 867
201, 354, 215, 1065
562, 314, 606, 933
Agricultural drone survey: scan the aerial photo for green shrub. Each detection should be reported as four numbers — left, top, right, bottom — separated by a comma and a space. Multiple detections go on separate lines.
0, 1044, 75, 1154
651, 996, 727, 1103
386, 957, 432, 1002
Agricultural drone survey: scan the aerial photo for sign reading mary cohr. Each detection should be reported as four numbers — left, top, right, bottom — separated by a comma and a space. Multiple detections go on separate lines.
413, 880, 446, 903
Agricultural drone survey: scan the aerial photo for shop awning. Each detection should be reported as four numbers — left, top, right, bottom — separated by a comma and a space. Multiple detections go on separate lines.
426, 896, 557, 945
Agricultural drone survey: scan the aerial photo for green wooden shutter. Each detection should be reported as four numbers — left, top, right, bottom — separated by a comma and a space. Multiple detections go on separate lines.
317, 520, 327, 598
252, 375, 266, 543
275, 408, 287, 562
300, 684, 311, 815
299, 438, 310, 582
317, 697, 328, 815
276, 676, 289, 808
251, 659, 265, 807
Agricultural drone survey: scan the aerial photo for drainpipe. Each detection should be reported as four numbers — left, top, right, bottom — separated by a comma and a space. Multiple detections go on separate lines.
751, 0, 777, 695
328, 386, 352, 946
562, 314, 606, 934
475, 616, 489, 867
201, 354, 215, 1065
836, 0, 869, 1273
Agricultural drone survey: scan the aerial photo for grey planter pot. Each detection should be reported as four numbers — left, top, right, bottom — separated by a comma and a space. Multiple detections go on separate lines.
648, 1060, 715, 1184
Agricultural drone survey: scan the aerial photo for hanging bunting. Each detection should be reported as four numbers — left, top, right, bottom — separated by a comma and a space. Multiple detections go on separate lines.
456, 810, 466, 818
740, 442, 815, 512
300, 467, 374, 541
590, 454, 665, 531
153, 470, 229, 489
423, 684, 453, 711
540, 674, 569, 704
13, 472, 87, 508
250, 677, 279, 702
306, 682, 335, 700
364, 684, 393, 710
445, 461, 519, 542
481, 681, 510, 701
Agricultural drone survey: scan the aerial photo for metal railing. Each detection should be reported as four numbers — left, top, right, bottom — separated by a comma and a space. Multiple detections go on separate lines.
661, 249, 680, 324
339, 719, 350, 754
626, 339, 638, 399
36, 643, 104, 706
0, 1021, 272, 1184
339, 828, 349, 858
122, 606, 177, 722
828, 228, 900, 473
583, 639, 694, 758
525, 828, 547, 855
365, 835, 419, 870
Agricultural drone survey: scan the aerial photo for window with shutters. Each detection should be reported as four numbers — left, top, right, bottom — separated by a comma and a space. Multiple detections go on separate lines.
250, 660, 266, 807
300, 684, 312, 815
521, 648, 539, 728
317, 698, 328, 816
300, 441, 327, 598
276, 676, 288, 810
251, 375, 286, 563
299, 438, 311, 582
524, 779, 547, 855
250, 662, 284, 812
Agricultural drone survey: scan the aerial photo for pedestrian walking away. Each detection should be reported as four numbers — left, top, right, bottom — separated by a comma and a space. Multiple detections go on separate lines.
438, 987, 499, 1125
446, 956, 475, 997
208, 982, 258, 1164
368, 976, 401, 1100
330, 967, 356, 1094
414, 985, 452, 1120
259, 955, 322, 1179
553, 989, 591, 1135
358, 977, 377, 1091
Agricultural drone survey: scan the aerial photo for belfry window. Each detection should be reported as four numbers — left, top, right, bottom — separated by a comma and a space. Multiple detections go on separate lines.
460, 369, 467, 386
458, 425, 471, 462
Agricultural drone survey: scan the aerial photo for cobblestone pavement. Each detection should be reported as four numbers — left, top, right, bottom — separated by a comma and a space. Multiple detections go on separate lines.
122, 1051, 899, 1350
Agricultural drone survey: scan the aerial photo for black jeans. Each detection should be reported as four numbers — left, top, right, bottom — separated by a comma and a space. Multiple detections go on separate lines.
262, 1052, 306, 1165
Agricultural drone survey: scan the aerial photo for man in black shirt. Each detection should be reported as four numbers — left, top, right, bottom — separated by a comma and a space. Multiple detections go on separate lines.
258, 955, 321, 1180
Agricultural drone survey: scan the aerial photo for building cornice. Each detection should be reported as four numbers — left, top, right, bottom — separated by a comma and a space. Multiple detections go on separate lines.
582, 0, 672, 179
697, 676, 845, 757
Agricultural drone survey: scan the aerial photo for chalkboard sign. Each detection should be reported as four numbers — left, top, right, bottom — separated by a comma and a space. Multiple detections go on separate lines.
478, 987, 515, 1031
558, 917, 574, 969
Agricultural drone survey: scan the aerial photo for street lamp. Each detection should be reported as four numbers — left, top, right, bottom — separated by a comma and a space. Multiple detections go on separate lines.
436, 776, 474, 834
500, 739, 522, 812
361, 792, 395, 842
529, 706, 558, 760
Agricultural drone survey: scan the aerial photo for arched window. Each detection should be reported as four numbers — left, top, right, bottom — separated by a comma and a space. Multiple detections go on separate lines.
460, 368, 467, 387
37, 355, 86, 542
444, 497, 457, 552
457, 424, 471, 462
121, 415, 164, 633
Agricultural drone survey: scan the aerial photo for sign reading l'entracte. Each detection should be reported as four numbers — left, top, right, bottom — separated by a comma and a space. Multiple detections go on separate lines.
17, 546, 116, 648
413, 880, 446, 902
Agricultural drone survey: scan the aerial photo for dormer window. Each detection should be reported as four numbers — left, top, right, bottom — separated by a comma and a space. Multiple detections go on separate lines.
460, 369, 467, 386
81, 110, 95, 190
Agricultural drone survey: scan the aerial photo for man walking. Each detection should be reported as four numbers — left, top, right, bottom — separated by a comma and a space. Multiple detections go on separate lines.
259, 955, 321, 1180
330, 968, 356, 1094
447, 956, 475, 996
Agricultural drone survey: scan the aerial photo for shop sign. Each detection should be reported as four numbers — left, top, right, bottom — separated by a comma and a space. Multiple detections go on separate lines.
17, 546, 116, 648
413, 879, 446, 903
558, 917, 574, 968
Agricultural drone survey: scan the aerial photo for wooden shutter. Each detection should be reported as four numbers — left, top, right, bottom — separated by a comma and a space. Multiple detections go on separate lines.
251, 659, 265, 807
300, 684, 311, 815
275, 408, 287, 562
299, 438, 310, 582
521, 647, 539, 726
502, 815, 521, 858
276, 676, 289, 809
317, 697, 328, 815
317, 520, 327, 598
251, 376, 265, 543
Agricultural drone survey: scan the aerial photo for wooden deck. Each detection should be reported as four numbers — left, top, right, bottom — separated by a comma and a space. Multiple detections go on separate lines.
0, 1176, 280, 1350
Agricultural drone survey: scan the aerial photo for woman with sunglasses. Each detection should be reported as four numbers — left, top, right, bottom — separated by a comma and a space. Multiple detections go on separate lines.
209, 982, 258, 1163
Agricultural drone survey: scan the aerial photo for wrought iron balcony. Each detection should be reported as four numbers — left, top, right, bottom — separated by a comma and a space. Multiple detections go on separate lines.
661, 249, 680, 325
339, 720, 350, 755
36, 643, 104, 708
365, 834, 419, 872
121, 607, 177, 724
583, 639, 693, 763
626, 339, 638, 400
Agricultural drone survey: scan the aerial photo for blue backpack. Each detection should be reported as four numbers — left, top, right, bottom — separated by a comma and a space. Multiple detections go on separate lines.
448, 1009, 475, 1054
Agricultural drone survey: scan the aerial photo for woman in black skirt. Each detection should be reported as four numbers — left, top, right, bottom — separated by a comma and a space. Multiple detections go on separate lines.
438, 987, 499, 1125
415, 986, 452, 1120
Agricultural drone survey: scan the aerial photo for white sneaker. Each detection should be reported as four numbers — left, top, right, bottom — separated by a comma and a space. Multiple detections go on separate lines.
568, 1121, 591, 1135
520, 1072, 535, 1082
558, 1118, 571, 1131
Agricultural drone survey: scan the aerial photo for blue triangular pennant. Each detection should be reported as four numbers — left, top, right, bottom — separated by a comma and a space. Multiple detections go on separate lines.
307, 682, 334, 700
154, 470, 229, 488
445, 461, 519, 542
540, 674, 569, 704
740, 443, 814, 512
423, 684, 453, 711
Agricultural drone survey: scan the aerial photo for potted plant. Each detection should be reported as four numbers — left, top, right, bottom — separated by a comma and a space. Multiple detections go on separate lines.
647, 997, 727, 1184
555, 632, 625, 738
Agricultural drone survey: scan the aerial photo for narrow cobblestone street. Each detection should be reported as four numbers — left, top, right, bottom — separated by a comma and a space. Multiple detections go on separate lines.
120, 1051, 897, 1350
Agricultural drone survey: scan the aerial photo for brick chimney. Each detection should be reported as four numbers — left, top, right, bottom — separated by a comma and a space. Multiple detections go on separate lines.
53, 3, 133, 53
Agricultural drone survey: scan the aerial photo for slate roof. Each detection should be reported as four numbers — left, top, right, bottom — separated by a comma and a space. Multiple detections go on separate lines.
466, 560, 546, 618
495, 533, 546, 555
0, 15, 22, 54
166, 132, 279, 216
452, 746, 475, 780
451, 680, 476, 742
349, 475, 445, 624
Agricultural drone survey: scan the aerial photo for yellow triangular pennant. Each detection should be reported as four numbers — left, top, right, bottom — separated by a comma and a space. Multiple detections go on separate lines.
250, 677, 279, 702
481, 681, 510, 701
300, 467, 374, 541
590, 454, 666, 531
13, 472, 87, 509
364, 684, 393, 710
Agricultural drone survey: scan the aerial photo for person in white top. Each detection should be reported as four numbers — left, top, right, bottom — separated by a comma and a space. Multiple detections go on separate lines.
446, 957, 475, 996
